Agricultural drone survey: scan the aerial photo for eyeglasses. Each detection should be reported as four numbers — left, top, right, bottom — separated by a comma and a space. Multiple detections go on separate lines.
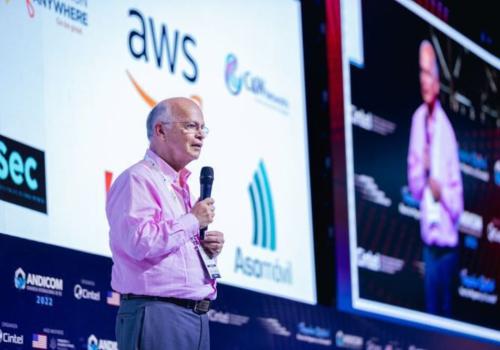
161, 121, 209, 136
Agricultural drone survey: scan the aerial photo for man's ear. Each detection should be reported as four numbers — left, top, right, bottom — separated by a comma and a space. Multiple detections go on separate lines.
155, 123, 166, 139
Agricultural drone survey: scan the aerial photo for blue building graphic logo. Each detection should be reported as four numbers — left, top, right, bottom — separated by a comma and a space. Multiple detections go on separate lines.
248, 160, 276, 251
14, 268, 26, 290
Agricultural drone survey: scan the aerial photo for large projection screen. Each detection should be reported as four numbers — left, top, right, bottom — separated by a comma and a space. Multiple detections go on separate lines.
0, 0, 316, 304
341, 0, 500, 341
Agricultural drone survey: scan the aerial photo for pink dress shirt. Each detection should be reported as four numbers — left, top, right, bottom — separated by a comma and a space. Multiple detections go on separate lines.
106, 149, 216, 300
408, 101, 463, 247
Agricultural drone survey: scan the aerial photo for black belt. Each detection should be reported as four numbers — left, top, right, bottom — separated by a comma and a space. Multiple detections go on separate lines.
121, 293, 211, 314
425, 245, 458, 258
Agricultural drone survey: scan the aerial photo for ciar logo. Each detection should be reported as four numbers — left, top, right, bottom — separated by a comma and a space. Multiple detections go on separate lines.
248, 160, 276, 251
14, 267, 26, 290
225, 54, 244, 95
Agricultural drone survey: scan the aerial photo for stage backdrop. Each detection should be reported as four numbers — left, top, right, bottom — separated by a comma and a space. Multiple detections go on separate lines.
0, 0, 316, 304
1, 232, 498, 350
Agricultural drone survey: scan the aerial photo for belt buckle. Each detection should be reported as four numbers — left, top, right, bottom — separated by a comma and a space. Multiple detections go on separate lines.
193, 300, 210, 314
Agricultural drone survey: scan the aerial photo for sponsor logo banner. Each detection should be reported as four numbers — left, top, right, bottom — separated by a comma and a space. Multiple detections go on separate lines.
225, 53, 289, 113
14, 267, 63, 296
74, 284, 101, 301
87, 334, 117, 350
0, 327, 24, 345
0, 135, 47, 213
235, 161, 293, 285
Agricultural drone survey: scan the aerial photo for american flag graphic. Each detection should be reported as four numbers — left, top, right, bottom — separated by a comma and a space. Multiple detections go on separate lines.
107, 291, 120, 306
32, 333, 48, 349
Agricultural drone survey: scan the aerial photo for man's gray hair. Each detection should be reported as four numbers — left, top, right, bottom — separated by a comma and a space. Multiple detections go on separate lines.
146, 103, 172, 140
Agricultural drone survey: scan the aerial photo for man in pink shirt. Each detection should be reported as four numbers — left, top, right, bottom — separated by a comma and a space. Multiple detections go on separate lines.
408, 41, 463, 317
107, 97, 225, 350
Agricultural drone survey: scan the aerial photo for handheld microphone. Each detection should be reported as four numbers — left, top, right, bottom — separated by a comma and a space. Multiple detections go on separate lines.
199, 166, 214, 240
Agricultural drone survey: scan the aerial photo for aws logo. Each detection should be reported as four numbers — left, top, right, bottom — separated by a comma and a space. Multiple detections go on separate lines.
127, 8, 198, 85
248, 160, 276, 251
126, 9, 201, 111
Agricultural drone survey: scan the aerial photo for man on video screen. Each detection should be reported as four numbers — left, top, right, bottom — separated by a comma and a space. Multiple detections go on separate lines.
407, 40, 464, 317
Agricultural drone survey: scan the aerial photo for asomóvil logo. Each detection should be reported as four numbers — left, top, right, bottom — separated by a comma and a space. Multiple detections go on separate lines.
234, 160, 292, 285
223, 53, 289, 112
248, 160, 276, 251
14, 267, 26, 290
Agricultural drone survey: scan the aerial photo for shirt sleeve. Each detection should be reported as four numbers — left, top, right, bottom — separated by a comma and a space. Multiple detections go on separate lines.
107, 169, 200, 261
439, 126, 463, 223
407, 113, 426, 201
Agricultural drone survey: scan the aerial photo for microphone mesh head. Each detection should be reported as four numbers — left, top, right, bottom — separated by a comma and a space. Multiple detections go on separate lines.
200, 166, 214, 184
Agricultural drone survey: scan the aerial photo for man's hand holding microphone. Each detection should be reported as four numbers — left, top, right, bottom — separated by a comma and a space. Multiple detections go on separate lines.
191, 198, 224, 258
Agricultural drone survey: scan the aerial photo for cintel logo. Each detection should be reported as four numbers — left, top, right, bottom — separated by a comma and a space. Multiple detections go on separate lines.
74, 284, 101, 301
88, 334, 117, 350
14, 268, 26, 290
224, 53, 289, 111
248, 160, 276, 251
0, 328, 24, 345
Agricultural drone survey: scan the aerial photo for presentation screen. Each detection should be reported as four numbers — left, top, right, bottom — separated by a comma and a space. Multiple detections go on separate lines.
339, 0, 500, 340
0, 0, 316, 303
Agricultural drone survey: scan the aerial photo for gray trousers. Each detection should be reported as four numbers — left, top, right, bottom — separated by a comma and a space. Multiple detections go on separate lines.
116, 298, 210, 350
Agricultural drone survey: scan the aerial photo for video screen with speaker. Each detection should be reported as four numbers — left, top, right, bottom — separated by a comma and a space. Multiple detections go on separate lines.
338, 0, 500, 340
0, 0, 316, 303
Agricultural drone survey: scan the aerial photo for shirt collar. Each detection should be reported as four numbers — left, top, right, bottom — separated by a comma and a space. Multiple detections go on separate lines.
428, 100, 442, 121
145, 148, 192, 184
